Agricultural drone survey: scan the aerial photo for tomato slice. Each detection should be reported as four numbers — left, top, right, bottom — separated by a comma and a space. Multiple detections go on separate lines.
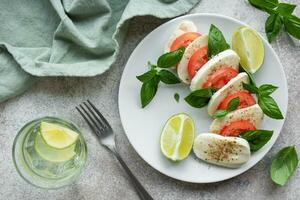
170, 32, 201, 51
203, 66, 238, 90
218, 91, 256, 110
187, 46, 208, 78
220, 120, 256, 137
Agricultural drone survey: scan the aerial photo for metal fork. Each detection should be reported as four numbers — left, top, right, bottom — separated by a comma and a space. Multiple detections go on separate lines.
76, 100, 153, 200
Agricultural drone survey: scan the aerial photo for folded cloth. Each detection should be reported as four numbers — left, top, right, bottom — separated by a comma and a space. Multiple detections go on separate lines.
0, 0, 199, 102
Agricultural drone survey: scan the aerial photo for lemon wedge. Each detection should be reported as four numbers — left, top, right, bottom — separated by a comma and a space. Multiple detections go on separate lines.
160, 113, 195, 161
40, 122, 79, 149
35, 133, 76, 162
232, 26, 264, 73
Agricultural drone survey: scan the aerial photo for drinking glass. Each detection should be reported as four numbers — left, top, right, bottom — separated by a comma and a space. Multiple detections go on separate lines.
12, 117, 87, 189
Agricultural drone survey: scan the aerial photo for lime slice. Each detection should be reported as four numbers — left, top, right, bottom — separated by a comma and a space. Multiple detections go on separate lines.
35, 133, 76, 162
160, 113, 195, 161
40, 122, 79, 149
232, 26, 264, 73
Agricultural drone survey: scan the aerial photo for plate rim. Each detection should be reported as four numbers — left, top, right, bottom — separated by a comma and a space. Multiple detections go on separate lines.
118, 13, 289, 183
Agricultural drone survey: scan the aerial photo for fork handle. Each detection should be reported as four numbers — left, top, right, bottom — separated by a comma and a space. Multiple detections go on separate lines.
111, 149, 153, 200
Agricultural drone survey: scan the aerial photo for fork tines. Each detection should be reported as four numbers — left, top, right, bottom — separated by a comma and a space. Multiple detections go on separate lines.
76, 100, 112, 135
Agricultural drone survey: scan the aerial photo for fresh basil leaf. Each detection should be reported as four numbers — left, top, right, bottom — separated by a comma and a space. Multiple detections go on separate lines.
184, 88, 214, 108
258, 84, 278, 95
136, 70, 157, 83
157, 47, 185, 68
270, 146, 298, 186
240, 130, 273, 152
248, 0, 278, 13
248, 0, 299, 42
258, 95, 284, 119
239, 65, 257, 86
227, 97, 240, 112
243, 82, 259, 94
207, 24, 230, 58
212, 110, 228, 119
174, 93, 180, 102
157, 70, 181, 84
212, 97, 239, 119
276, 3, 296, 16
283, 16, 300, 40
140, 75, 160, 108
287, 15, 300, 25
265, 13, 283, 42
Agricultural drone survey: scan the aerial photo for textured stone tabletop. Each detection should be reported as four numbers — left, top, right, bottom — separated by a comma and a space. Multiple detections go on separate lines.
1, 0, 300, 199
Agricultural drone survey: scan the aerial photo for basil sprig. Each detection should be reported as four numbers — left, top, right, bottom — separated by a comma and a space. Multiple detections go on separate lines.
157, 47, 185, 68
213, 97, 240, 119
248, 0, 300, 42
270, 146, 298, 186
137, 67, 181, 108
242, 82, 283, 119
184, 88, 214, 108
207, 24, 230, 58
137, 48, 185, 108
240, 130, 273, 152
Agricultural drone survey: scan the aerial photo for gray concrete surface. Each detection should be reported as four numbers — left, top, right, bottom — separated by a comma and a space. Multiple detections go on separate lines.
1, 0, 300, 199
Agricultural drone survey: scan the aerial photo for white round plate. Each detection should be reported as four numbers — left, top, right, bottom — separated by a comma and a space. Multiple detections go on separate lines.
118, 13, 288, 183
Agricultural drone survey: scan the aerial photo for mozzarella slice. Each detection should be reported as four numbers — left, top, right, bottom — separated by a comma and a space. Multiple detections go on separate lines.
207, 72, 250, 116
165, 21, 197, 53
190, 49, 240, 91
210, 104, 264, 134
193, 133, 250, 168
177, 35, 208, 84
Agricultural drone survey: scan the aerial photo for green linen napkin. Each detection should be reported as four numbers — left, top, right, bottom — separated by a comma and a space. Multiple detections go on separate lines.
0, 0, 199, 102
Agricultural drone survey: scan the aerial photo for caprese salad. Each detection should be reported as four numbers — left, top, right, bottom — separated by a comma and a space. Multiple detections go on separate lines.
136, 20, 283, 168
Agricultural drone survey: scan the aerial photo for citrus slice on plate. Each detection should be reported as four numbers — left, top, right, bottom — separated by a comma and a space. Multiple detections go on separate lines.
40, 122, 79, 149
232, 26, 264, 73
160, 113, 195, 161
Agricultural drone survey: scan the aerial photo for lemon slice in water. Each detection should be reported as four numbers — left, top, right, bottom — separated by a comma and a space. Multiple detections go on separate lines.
34, 133, 76, 163
40, 122, 79, 149
232, 26, 264, 73
160, 113, 195, 161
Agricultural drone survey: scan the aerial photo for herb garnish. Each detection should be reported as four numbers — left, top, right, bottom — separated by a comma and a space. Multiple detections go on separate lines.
212, 97, 240, 119
174, 93, 180, 102
157, 47, 185, 68
207, 24, 230, 58
240, 130, 273, 152
157, 69, 181, 84
242, 82, 283, 119
270, 146, 298, 186
184, 88, 214, 108
137, 48, 184, 108
140, 75, 160, 108
248, 0, 300, 42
